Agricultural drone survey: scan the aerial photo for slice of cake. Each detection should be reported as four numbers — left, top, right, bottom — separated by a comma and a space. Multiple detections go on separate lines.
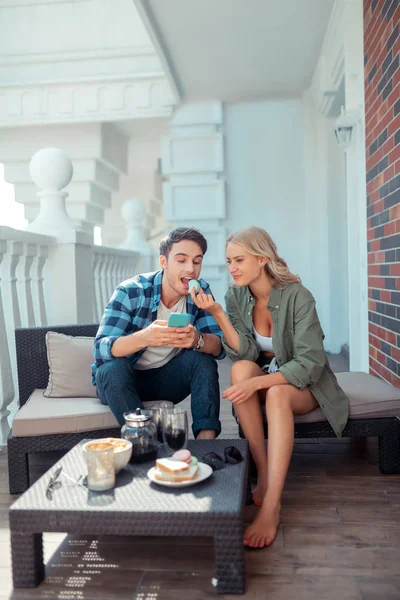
155, 458, 189, 474
154, 457, 198, 482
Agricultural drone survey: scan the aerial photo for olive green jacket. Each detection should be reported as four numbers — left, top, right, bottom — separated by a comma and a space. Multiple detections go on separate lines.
222, 282, 349, 438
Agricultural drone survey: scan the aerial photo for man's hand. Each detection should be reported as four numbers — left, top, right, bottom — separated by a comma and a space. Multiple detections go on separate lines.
139, 320, 183, 348
222, 378, 258, 405
190, 288, 223, 317
168, 323, 199, 348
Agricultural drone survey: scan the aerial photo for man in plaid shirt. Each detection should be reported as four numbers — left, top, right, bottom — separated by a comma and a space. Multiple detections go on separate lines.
93, 228, 224, 439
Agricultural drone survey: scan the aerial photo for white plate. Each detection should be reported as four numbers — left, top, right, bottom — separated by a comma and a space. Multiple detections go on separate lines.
147, 461, 213, 488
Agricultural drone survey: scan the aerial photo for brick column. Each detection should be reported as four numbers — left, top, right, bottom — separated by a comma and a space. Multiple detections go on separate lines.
364, 0, 400, 385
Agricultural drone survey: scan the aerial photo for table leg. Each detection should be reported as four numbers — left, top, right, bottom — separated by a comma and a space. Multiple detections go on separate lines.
11, 531, 44, 588
214, 524, 245, 594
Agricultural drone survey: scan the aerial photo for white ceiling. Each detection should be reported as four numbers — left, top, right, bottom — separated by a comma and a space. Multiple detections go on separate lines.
142, 0, 335, 103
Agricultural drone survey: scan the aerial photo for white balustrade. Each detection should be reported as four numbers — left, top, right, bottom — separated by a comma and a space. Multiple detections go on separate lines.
0, 147, 147, 445
0, 227, 56, 441
0, 227, 140, 445
92, 247, 140, 323
0, 240, 14, 445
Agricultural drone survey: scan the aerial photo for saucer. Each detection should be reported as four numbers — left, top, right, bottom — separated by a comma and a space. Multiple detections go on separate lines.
147, 461, 213, 488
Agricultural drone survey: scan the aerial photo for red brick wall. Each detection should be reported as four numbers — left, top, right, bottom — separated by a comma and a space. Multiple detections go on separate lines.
364, 0, 399, 386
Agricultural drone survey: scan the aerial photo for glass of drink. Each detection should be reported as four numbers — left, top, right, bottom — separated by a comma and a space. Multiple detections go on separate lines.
142, 400, 174, 444
162, 408, 188, 455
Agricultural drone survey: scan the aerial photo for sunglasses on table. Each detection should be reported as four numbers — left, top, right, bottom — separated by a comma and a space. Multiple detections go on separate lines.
45, 465, 85, 500
201, 446, 244, 471
46, 465, 63, 500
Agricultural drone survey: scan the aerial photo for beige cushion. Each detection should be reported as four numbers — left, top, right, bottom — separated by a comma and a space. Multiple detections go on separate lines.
12, 389, 119, 437
44, 331, 97, 398
295, 371, 400, 424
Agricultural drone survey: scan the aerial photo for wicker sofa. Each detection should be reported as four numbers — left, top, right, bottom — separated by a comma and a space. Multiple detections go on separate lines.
7, 324, 400, 494
7, 324, 122, 494
235, 371, 400, 475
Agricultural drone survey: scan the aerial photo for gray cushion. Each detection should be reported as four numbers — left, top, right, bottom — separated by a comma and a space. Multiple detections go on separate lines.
295, 371, 400, 424
12, 389, 119, 437
44, 331, 97, 398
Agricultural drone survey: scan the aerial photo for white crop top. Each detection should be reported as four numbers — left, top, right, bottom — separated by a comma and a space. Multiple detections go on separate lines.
253, 327, 274, 352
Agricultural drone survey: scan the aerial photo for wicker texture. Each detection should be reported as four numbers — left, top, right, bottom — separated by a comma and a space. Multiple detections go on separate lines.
8, 324, 109, 494
16, 324, 99, 407
10, 532, 44, 588
10, 439, 249, 595
235, 410, 400, 474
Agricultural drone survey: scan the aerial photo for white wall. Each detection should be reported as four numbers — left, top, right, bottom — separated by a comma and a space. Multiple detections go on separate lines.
224, 97, 349, 354
326, 117, 349, 353
225, 100, 308, 284
302, 90, 349, 354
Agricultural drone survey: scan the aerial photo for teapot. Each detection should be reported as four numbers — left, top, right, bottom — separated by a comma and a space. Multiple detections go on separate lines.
121, 408, 158, 463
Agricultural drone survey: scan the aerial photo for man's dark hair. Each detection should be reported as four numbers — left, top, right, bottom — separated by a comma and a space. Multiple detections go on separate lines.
159, 227, 207, 258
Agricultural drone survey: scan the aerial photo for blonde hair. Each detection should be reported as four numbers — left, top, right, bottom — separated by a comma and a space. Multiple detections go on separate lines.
226, 227, 301, 286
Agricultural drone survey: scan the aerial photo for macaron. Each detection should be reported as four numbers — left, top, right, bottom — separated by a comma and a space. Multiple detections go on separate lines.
188, 279, 200, 293
172, 449, 192, 463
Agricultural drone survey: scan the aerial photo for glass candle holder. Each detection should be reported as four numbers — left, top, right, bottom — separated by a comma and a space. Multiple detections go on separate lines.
87, 442, 115, 491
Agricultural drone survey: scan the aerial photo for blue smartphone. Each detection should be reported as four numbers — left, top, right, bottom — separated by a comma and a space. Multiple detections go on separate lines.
168, 312, 191, 327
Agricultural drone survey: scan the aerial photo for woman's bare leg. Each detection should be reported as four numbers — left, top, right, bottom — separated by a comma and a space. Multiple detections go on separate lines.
244, 384, 318, 548
230, 360, 268, 505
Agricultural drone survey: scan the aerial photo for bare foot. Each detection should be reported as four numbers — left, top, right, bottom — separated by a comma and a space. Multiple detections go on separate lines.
252, 474, 268, 506
243, 503, 280, 548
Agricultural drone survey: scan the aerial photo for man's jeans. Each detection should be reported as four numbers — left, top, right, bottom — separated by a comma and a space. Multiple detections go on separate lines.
95, 350, 221, 438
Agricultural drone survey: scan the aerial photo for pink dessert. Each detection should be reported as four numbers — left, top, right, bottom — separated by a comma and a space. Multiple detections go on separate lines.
172, 449, 191, 463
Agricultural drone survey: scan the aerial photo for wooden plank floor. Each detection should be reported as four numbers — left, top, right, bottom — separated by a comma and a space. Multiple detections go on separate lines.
1, 357, 400, 599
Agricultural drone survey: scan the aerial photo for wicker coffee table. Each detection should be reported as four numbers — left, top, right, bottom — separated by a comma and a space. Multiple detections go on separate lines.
9, 438, 249, 595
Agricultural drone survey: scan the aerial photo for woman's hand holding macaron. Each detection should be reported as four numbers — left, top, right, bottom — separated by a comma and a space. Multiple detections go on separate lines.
190, 280, 223, 317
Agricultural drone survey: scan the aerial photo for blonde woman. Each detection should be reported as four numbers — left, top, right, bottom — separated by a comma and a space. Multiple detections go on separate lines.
191, 227, 349, 549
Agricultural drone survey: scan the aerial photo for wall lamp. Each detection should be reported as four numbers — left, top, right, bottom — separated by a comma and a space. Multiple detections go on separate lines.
333, 106, 362, 151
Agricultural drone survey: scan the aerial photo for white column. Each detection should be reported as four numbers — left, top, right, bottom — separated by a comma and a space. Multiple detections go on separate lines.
302, 91, 332, 350
0, 123, 128, 241
43, 230, 94, 325
161, 103, 227, 303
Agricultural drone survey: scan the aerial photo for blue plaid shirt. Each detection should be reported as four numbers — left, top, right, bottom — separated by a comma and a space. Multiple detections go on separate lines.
92, 269, 225, 381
